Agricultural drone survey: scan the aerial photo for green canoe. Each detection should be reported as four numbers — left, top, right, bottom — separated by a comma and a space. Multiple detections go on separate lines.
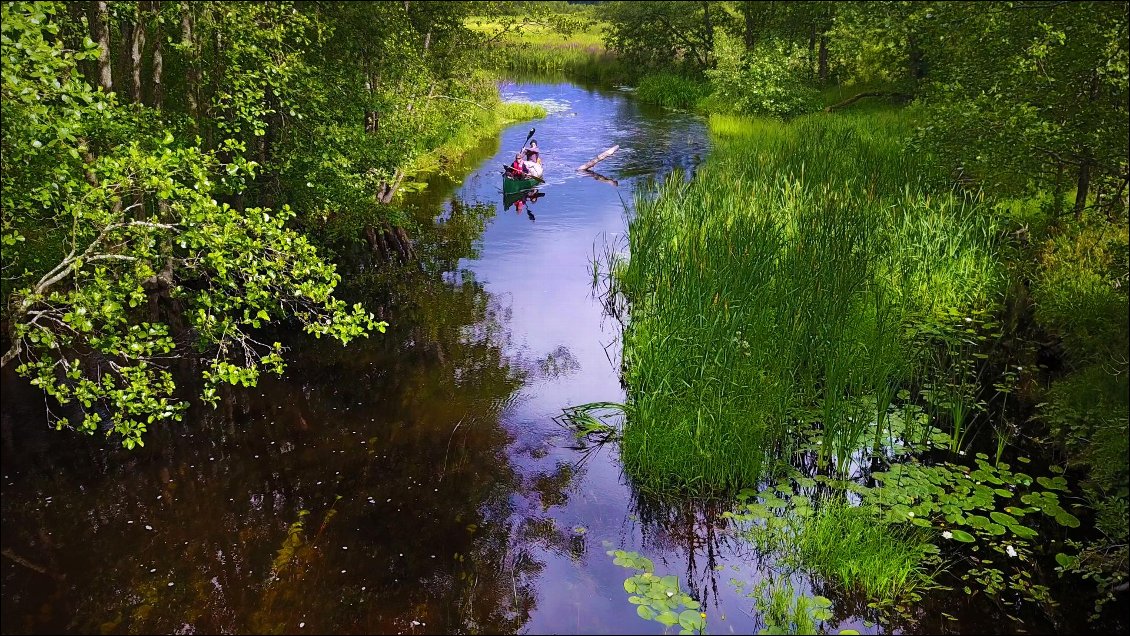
503, 174, 542, 195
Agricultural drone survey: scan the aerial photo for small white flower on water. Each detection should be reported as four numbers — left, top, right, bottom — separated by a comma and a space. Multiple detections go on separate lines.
907, 511, 915, 517
942, 531, 953, 539
1006, 545, 1018, 558
959, 450, 967, 456
667, 591, 675, 597
964, 317, 973, 323
299, 623, 305, 628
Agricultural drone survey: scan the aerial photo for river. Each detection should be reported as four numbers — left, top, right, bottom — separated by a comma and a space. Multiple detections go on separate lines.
2, 80, 1032, 636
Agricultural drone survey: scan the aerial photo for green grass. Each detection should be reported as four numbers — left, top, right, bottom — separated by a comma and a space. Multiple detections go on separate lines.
406, 100, 546, 179
466, 16, 607, 49
794, 501, 934, 600
613, 107, 1004, 492
467, 15, 634, 85
635, 72, 710, 110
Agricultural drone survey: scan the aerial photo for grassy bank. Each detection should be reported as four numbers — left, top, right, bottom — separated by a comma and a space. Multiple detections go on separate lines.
614, 108, 1003, 492
405, 100, 546, 181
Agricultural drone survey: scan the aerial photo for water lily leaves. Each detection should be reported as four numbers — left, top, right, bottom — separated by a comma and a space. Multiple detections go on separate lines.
656, 611, 680, 627
1037, 475, 1068, 491
637, 605, 656, 620
741, 502, 771, 520
966, 514, 990, 529
1054, 510, 1080, 528
679, 609, 705, 630
949, 529, 976, 542
989, 511, 1017, 526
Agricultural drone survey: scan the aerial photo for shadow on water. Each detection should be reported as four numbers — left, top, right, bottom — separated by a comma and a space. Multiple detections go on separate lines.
0, 193, 577, 635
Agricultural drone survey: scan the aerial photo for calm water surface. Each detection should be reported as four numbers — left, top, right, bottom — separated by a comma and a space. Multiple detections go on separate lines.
1, 82, 1025, 635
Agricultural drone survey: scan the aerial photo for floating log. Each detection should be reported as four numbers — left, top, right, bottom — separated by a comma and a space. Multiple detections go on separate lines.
577, 145, 619, 172
581, 169, 618, 187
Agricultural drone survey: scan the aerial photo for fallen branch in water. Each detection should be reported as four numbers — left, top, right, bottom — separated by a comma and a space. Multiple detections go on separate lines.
581, 169, 618, 186
577, 145, 619, 171
1, 548, 65, 581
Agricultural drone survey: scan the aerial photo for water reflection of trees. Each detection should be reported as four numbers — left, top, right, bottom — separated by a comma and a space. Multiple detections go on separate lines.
0, 195, 579, 634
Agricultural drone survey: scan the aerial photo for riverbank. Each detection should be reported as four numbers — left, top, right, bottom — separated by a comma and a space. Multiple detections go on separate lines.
601, 90, 1126, 635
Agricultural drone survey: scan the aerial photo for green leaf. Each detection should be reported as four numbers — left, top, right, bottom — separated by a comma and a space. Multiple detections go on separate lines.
656, 611, 680, 627
950, 529, 976, 542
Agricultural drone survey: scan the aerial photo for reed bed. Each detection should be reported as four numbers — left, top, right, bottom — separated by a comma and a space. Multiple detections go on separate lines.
615, 109, 1003, 492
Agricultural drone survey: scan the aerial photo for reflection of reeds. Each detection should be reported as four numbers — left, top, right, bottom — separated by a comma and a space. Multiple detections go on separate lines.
613, 109, 1003, 492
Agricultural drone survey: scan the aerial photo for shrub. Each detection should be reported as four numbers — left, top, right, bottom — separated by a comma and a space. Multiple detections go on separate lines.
705, 32, 818, 119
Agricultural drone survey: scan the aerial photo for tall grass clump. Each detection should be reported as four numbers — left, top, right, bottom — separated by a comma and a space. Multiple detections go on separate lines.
794, 501, 934, 600
634, 72, 710, 110
615, 108, 1003, 492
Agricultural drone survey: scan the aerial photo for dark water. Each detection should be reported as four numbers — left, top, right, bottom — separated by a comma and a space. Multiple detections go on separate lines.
0, 82, 1078, 635
1, 81, 732, 635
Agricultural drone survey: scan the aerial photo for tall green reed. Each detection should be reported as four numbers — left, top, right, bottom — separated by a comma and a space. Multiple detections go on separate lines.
614, 108, 1003, 492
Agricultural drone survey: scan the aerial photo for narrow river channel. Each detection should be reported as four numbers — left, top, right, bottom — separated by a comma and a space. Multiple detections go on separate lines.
4, 81, 994, 635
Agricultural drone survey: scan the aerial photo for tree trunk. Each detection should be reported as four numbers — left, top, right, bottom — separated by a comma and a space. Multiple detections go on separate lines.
181, 2, 199, 124
741, 1, 756, 52
908, 32, 926, 83
577, 145, 619, 171
1074, 158, 1091, 221
818, 33, 829, 85
150, 2, 163, 110
1052, 161, 1065, 218
808, 24, 816, 80
129, 5, 146, 105
701, 1, 714, 67
90, 1, 113, 93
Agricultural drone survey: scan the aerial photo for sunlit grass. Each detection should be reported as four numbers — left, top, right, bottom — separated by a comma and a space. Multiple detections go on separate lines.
406, 101, 546, 179
614, 108, 1004, 492
466, 16, 607, 49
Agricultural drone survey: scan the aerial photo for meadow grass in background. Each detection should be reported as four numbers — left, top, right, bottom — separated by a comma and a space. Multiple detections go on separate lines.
614, 108, 1003, 493
466, 17, 607, 49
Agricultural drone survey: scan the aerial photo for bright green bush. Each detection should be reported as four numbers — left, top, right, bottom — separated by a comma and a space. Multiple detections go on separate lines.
705, 32, 818, 119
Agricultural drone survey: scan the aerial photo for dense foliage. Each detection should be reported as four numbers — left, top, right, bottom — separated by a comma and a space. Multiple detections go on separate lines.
1, 0, 538, 446
593, 0, 1128, 626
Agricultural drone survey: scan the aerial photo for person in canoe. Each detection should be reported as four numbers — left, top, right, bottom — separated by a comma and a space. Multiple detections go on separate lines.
510, 152, 527, 177
521, 139, 543, 179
